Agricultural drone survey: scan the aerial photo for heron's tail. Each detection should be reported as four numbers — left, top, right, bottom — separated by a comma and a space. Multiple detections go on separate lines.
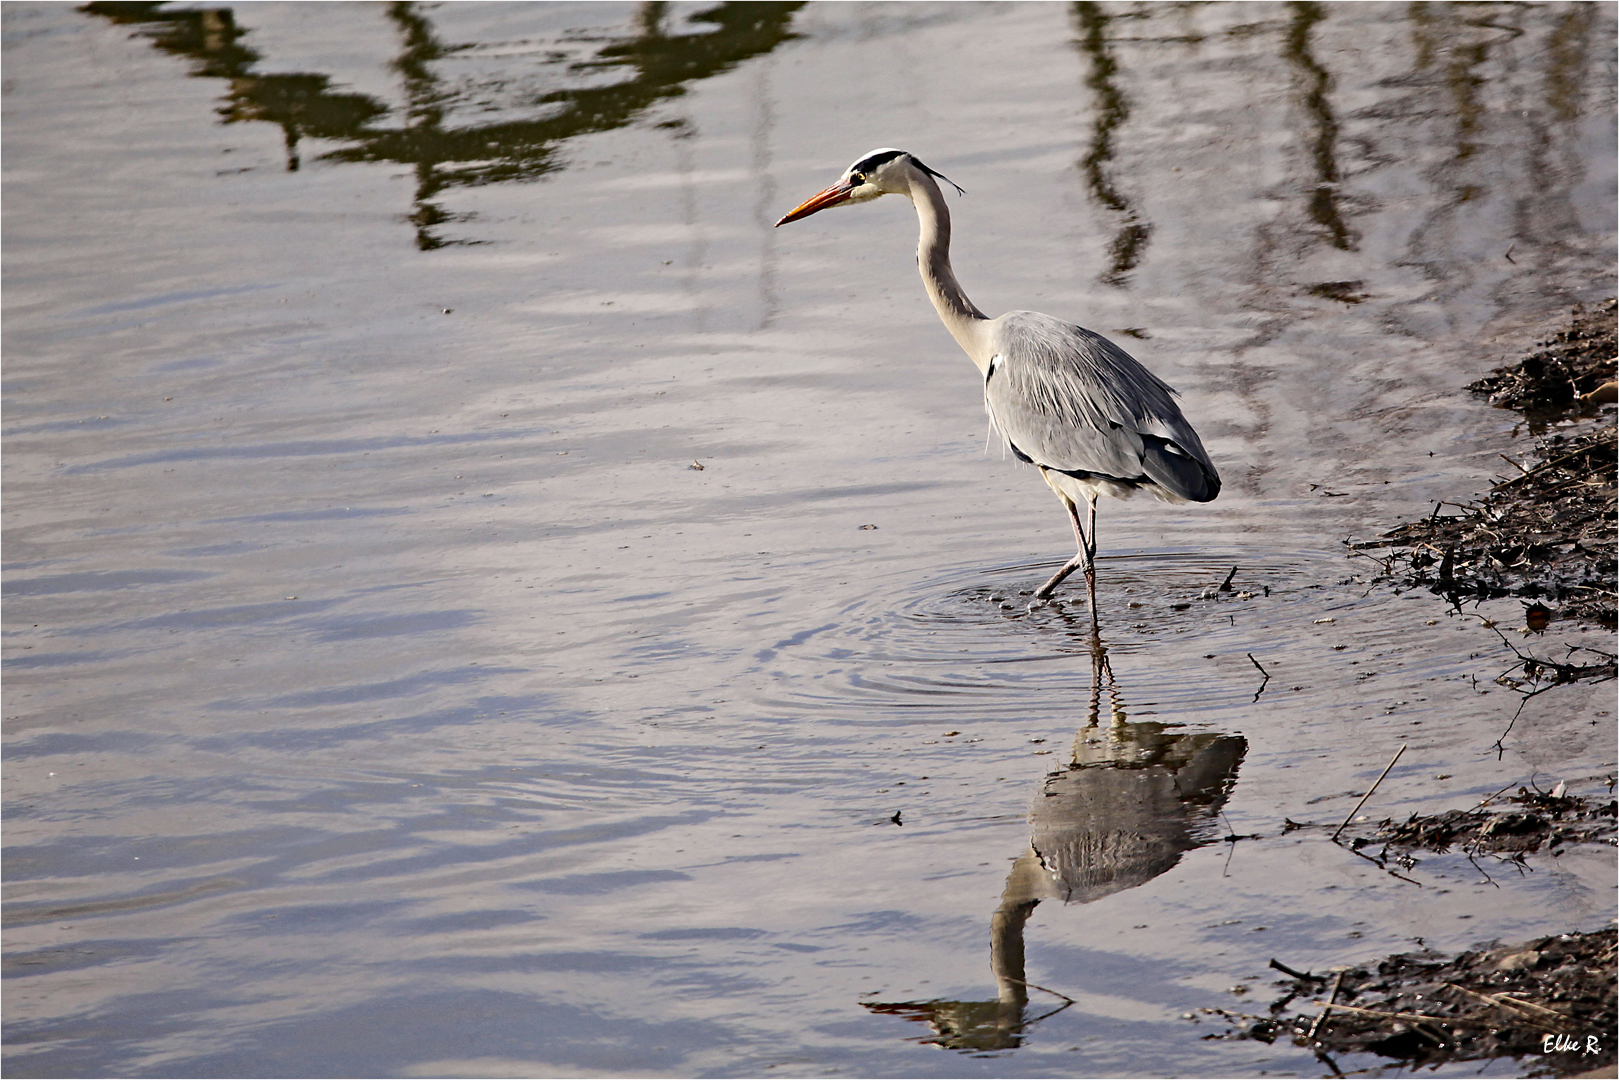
1140, 435, 1221, 503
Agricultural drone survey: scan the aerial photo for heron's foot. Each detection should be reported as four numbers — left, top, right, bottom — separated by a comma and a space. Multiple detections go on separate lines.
1035, 557, 1086, 601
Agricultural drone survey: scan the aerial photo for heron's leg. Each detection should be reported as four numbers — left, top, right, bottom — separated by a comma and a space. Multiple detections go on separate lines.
1080, 493, 1099, 607
1033, 560, 1082, 600
1033, 494, 1093, 601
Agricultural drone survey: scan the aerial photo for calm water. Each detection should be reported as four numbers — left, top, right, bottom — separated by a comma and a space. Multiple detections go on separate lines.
4, 3, 1615, 1077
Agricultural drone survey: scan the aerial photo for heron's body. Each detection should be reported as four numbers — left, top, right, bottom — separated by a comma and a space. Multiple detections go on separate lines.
777, 149, 1219, 603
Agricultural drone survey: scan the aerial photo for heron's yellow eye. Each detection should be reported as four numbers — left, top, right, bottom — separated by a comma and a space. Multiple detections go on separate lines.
849, 173, 864, 185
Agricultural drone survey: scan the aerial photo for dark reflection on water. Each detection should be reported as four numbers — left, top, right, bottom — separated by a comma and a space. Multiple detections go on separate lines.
1072, 2, 1152, 288
83, 2, 387, 170
1544, 4, 1596, 125
1401, 0, 1598, 245
1218, 0, 1605, 360
866, 628, 1246, 1052
1406, 2, 1506, 206
1283, 2, 1355, 251
83, 0, 805, 248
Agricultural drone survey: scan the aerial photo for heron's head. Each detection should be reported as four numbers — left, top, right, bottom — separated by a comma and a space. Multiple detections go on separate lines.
774, 148, 962, 226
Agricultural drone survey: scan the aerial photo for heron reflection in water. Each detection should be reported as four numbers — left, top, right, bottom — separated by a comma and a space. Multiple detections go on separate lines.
865, 627, 1246, 1052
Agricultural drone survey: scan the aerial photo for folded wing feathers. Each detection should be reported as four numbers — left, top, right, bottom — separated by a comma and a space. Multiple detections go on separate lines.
985, 311, 1219, 502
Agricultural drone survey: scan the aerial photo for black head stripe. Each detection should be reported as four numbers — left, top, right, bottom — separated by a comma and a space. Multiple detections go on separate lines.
910, 156, 966, 196
847, 149, 967, 196
851, 149, 904, 173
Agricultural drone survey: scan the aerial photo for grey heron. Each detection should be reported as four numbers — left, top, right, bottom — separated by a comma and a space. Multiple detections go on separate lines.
775, 148, 1220, 604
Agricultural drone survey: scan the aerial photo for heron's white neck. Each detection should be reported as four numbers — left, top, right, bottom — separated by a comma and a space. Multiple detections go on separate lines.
908, 169, 991, 371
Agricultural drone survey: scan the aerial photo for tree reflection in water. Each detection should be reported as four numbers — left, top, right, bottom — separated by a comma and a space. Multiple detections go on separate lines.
866, 625, 1246, 1052
82, 1, 804, 248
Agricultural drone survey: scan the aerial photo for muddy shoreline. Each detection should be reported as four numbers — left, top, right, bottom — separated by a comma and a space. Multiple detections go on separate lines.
1203, 301, 1619, 1078
1353, 299, 1617, 630
1202, 928, 1617, 1076
1352, 785, 1618, 860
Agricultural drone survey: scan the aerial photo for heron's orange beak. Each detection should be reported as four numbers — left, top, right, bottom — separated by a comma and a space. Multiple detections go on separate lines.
774, 181, 853, 226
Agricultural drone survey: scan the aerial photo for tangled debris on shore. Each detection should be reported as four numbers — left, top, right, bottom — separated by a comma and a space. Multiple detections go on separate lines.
1469, 298, 1617, 416
1349, 785, 1617, 860
1200, 928, 1617, 1076
1281, 781, 1618, 878
1264, 302, 1619, 1077
1354, 427, 1616, 626
1352, 300, 1618, 628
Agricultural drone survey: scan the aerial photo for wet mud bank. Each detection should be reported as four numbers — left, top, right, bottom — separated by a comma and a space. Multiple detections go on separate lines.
1243, 780, 1617, 1078
1354, 300, 1619, 630
1469, 299, 1619, 417
1199, 302, 1619, 1077
1353, 299, 1619, 628
1349, 785, 1618, 861
1202, 927, 1617, 1077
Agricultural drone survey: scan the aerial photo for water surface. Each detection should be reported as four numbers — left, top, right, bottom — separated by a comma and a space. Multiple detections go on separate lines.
4, 3, 1615, 1077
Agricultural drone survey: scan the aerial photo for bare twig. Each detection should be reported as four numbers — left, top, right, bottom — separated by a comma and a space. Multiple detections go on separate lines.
1247, 653, 1271, 701
1440, 982, 1565, 1029
1493, 992, 1571, 1023
1268, 958, 1324, 983
1307, 971, 1344, 1040
1306, 1000, 1452, 1027
1346, 842, 1423, 886
1314, 1047, 1345, 1077
1467, 780, 1520, 813
1492, 699, 1527, 758
1493, 440, 1614, 489
1465, 850, 1501, 888
1332, 745, 1407, 842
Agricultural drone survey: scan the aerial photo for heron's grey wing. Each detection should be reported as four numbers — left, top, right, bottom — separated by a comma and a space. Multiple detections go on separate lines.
985, 312, 1220, 502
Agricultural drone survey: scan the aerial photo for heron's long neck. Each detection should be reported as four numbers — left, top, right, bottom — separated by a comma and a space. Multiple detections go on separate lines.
910, 171, 990, 370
